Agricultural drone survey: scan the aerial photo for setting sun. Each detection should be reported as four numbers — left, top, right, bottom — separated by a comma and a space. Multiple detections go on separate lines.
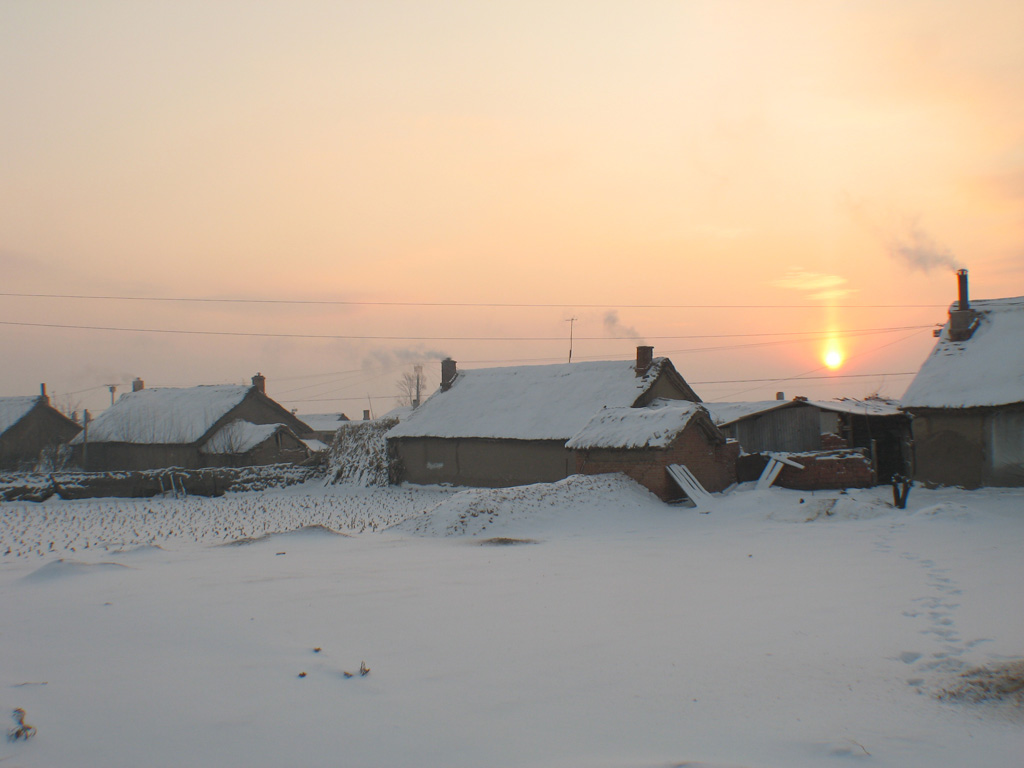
824, 344, 844, 370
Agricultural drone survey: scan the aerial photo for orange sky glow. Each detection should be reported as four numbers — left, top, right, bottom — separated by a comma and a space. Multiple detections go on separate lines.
1, 1, 1022, 415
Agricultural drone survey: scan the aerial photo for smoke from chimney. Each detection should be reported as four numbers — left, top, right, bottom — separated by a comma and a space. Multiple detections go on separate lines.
888, 221, 962, 273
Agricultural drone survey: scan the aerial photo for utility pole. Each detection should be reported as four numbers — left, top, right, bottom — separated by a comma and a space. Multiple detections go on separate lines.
566, 317, 578, 363
82, 409, 91, 469
414, 364, 423, 408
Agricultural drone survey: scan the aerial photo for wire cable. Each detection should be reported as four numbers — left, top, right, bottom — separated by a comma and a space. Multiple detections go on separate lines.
0, 291, 948, 309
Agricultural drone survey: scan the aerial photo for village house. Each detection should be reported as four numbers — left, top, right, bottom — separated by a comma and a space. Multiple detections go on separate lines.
386, 346, 706, 488
70, 374, 315, 471
902, 271, 1024, 488
567, 400, 738, 500
706, 395, 909, 483
0, 385, 82, 470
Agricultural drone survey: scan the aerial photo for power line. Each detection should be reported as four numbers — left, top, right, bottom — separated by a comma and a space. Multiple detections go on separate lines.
0, 318, 935, 343
693, 372, 917, 385
0, 291, 948, 309
713, 327, 929, 400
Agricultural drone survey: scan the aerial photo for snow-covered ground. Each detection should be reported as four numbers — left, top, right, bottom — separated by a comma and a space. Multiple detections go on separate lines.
1, 476, 1021, 768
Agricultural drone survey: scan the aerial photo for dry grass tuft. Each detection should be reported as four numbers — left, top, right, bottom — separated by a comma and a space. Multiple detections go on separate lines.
936, 659, 1024, 712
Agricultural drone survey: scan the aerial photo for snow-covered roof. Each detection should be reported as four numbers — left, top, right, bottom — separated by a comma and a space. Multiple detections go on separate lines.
299, 413, 351, 431
566, 400, 708, 450
301, 438, 329, 453
903, 296, 1024, 409
387, 358, 685, 441
200, 420, 287, 455
704, 400, 796, 426
0, 396, 39, 436
72, 385, 251, 445
706, 396, 904, 426
810, 397, 903, 417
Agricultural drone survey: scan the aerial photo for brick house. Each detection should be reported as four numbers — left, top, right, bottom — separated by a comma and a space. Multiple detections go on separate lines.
567, 400, 738, 500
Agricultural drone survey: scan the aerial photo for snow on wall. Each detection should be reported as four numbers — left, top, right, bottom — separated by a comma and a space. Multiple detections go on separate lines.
386, 359, 671, 442
903, 296, 1024, 409
71, 385, 251, 445
0, 396, 38, 436
565, 401, 706, 450
200, 420, 285, 455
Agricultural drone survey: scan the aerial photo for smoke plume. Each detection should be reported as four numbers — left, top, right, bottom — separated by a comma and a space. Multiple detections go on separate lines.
888, 220, 963, 273
603, 310, 642, 341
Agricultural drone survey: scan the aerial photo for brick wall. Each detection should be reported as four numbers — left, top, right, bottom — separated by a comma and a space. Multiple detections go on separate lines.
776, 448, 874, 490
573, 426, 739, 501
820, 432, 849, 450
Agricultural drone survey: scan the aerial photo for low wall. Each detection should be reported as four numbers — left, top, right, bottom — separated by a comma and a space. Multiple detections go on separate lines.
0, 464, 319, 502
775, 449, 874, 490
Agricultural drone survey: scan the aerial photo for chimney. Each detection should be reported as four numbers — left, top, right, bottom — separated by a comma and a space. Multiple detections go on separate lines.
40, 383, 48, 402
956, 268, 969, 311
776, 391, 785, 401
132, 377, 145, 392
251, 372, 266, 393
948, 269, 979, 342
440, 358, 457, 392
634, 345, 654, 377
363, 409, 371, 420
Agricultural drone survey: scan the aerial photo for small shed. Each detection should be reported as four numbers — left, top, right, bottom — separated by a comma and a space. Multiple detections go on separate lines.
199, 420, 310, 467
705, 399, 818, 453
706, 396, 909, 483
0, 388, 82, 470
902, 278, 1024, 488
567, 400, 738, 501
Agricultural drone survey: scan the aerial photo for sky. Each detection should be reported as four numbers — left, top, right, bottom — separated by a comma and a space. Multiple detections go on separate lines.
2, 0, 1022, 417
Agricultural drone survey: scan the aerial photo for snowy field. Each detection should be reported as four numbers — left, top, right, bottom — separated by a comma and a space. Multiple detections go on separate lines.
1, 475, 1021, 768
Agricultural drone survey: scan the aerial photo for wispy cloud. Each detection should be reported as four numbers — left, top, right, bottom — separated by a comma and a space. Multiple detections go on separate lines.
772, 270, 855, 301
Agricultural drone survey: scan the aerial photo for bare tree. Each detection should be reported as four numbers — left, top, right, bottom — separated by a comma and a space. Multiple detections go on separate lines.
394, 365, 431, 408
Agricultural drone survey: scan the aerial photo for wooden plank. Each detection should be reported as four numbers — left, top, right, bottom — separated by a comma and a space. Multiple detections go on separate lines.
667, 464, 713, 508
768, 452, 805, 470
755, 458, 784, 490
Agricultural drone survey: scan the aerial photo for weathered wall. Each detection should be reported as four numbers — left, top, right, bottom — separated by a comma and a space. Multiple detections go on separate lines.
392, 437, 573, 487
220, 391, 313, 437
0, 403, 82, 470
910, 405, 1024, 488
75, 442, 201, 472
573, 427, 739, 501
723, 406, 822, 453
634, 372, 699, 406
201, 431, 309, 468
775, 449, 874, 490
